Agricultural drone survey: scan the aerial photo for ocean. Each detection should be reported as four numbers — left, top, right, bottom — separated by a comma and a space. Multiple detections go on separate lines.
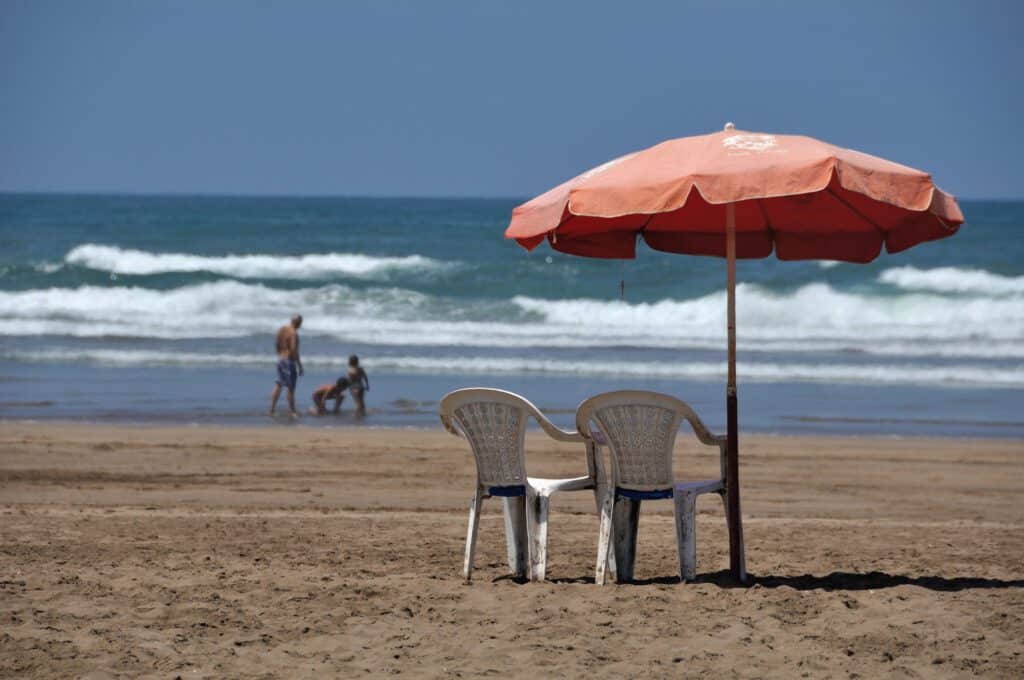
1, 193, 1021, 437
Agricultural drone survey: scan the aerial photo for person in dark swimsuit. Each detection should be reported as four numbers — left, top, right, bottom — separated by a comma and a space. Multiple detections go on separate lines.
347, 355, 370, 418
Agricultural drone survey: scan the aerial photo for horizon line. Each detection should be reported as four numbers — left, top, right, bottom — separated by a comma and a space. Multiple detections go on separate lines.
0, 189, 530, 202
0, 189, 1021, 203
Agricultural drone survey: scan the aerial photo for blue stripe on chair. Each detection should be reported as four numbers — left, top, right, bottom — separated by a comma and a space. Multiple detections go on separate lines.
488, 485, 527, 497
616, 487, 673, 500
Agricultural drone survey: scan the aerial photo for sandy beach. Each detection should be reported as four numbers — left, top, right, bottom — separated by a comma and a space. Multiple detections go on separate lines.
0, 422, 1021, 678
3, 1, 1022, 678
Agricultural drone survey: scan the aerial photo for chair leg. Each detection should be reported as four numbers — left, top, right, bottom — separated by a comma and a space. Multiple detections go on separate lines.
674, 491, 698, 582
530, 493, 550, 582
523, 489, 539, 582
592, 485, 617, 582
463, 488, 484, 581
594, 490, 615, 585
503, 496, 529, 578
613, 497, 640, 583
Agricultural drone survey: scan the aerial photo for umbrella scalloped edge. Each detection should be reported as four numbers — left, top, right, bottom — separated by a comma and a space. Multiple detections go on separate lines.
505, 130, 964, 257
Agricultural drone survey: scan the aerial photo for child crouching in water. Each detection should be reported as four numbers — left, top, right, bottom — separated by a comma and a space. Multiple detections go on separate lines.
311, 376, 349, 415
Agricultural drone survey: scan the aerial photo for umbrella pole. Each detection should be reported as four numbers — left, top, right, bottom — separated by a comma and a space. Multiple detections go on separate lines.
726, 202, 747, 583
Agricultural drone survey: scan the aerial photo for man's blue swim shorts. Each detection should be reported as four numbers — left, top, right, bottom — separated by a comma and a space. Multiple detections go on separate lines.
275, 358, 297, 391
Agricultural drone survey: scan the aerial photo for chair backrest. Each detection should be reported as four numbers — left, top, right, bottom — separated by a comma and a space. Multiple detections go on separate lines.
439, 388, 533, 488
576, 391, 697, 491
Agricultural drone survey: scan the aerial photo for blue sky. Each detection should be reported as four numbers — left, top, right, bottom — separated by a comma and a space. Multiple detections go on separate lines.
1, 1, 1021, 198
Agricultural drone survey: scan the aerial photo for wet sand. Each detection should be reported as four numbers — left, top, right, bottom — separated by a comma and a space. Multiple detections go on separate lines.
1, 422, 1022, 678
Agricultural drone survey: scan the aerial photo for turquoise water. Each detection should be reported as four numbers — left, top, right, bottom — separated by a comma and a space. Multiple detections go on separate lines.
1, 193, 1022, 436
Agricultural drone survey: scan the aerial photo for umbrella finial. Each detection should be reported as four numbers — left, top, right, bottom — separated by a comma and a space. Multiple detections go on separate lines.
724, 122, 735, 131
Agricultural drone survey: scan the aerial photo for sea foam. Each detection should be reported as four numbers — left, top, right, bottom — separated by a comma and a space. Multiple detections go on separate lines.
879, 266, 1024, 296
513, 282, 1024, 342
64, 244, 448, 280
0, 280, 1022, 360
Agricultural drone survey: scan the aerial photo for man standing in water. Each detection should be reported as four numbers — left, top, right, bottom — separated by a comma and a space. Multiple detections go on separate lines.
269, 314, 304, 417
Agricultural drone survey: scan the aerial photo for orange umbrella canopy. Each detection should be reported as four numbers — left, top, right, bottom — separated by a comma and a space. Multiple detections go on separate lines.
506, 125, 964, 261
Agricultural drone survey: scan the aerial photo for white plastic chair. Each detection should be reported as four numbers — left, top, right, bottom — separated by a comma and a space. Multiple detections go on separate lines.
576, 390, 739, 584
440, 388, 608, 582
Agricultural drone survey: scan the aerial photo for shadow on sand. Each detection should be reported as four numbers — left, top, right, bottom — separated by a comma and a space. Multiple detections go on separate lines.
542, 570, 1024, 591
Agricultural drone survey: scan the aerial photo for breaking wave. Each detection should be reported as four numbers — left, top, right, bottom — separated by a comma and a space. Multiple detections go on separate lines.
0, 280, 1022, 360
513, 282, 1024, 344
879, 266, 1024, 296
64, 244, 448, 280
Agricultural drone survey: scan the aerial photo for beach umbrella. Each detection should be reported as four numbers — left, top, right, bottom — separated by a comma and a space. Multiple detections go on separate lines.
505, 123, 964, 583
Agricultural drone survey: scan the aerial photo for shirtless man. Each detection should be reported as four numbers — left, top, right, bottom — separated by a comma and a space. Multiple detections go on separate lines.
269, 314, 304, 417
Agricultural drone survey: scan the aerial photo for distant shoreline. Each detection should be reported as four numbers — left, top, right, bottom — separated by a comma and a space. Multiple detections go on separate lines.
2, 419, 1022, 444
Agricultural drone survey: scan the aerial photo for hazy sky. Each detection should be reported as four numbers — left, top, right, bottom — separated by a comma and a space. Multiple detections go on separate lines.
1, 1, 1021, 198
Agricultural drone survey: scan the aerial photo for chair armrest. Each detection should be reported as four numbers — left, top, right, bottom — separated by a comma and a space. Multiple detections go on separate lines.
714, 437, 728, 483
682, 415, 727, 482
683, 411, 725, 448
528, 406, 584, 444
